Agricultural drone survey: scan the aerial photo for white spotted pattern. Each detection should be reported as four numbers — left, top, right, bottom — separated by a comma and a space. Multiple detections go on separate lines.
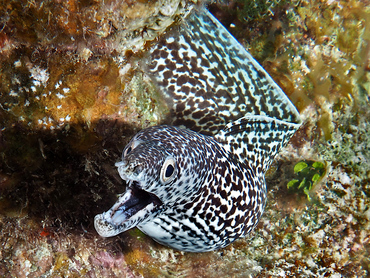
94, 8, 302, 252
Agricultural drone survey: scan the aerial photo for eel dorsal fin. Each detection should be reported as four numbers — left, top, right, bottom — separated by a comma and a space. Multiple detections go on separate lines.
215, 115, 301, 173
149, 8, 301, 137
149, 7, 302, 170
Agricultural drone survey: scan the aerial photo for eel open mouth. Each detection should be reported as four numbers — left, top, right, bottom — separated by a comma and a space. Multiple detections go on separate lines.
94, 180, 162, 237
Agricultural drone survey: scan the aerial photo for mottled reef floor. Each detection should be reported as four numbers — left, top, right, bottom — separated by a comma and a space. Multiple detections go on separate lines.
1, 0, 370, 277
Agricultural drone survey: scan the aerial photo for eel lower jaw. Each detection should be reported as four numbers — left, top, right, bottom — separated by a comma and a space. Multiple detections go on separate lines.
94, 181, 162, 237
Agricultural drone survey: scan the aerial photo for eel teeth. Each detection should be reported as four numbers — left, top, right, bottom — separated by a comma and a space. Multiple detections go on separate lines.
94, 181, 162, 237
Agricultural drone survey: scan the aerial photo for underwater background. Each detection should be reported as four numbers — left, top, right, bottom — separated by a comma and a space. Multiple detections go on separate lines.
0, 0, 369, 277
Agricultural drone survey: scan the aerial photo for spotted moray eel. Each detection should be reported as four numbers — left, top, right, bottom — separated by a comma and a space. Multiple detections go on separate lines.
94, 7, 302, 252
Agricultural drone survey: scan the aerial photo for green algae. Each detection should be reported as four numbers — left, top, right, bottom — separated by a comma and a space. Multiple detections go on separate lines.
234, 0, 295, 22
287, 161, 326, 201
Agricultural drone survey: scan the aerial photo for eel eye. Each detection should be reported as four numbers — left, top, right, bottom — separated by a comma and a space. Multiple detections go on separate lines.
160, 157, 177, 183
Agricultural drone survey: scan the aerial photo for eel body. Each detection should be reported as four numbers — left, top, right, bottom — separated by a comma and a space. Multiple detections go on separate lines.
94, 8, 301, 252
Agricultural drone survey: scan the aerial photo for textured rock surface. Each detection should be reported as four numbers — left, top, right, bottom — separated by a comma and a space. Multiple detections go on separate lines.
0, 0, 369, 277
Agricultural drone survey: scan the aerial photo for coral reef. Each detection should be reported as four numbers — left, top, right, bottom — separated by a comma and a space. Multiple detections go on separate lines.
0, 0, 369, 277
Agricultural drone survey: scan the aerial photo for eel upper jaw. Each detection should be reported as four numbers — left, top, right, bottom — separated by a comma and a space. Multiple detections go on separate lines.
94, 180, 163, 238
